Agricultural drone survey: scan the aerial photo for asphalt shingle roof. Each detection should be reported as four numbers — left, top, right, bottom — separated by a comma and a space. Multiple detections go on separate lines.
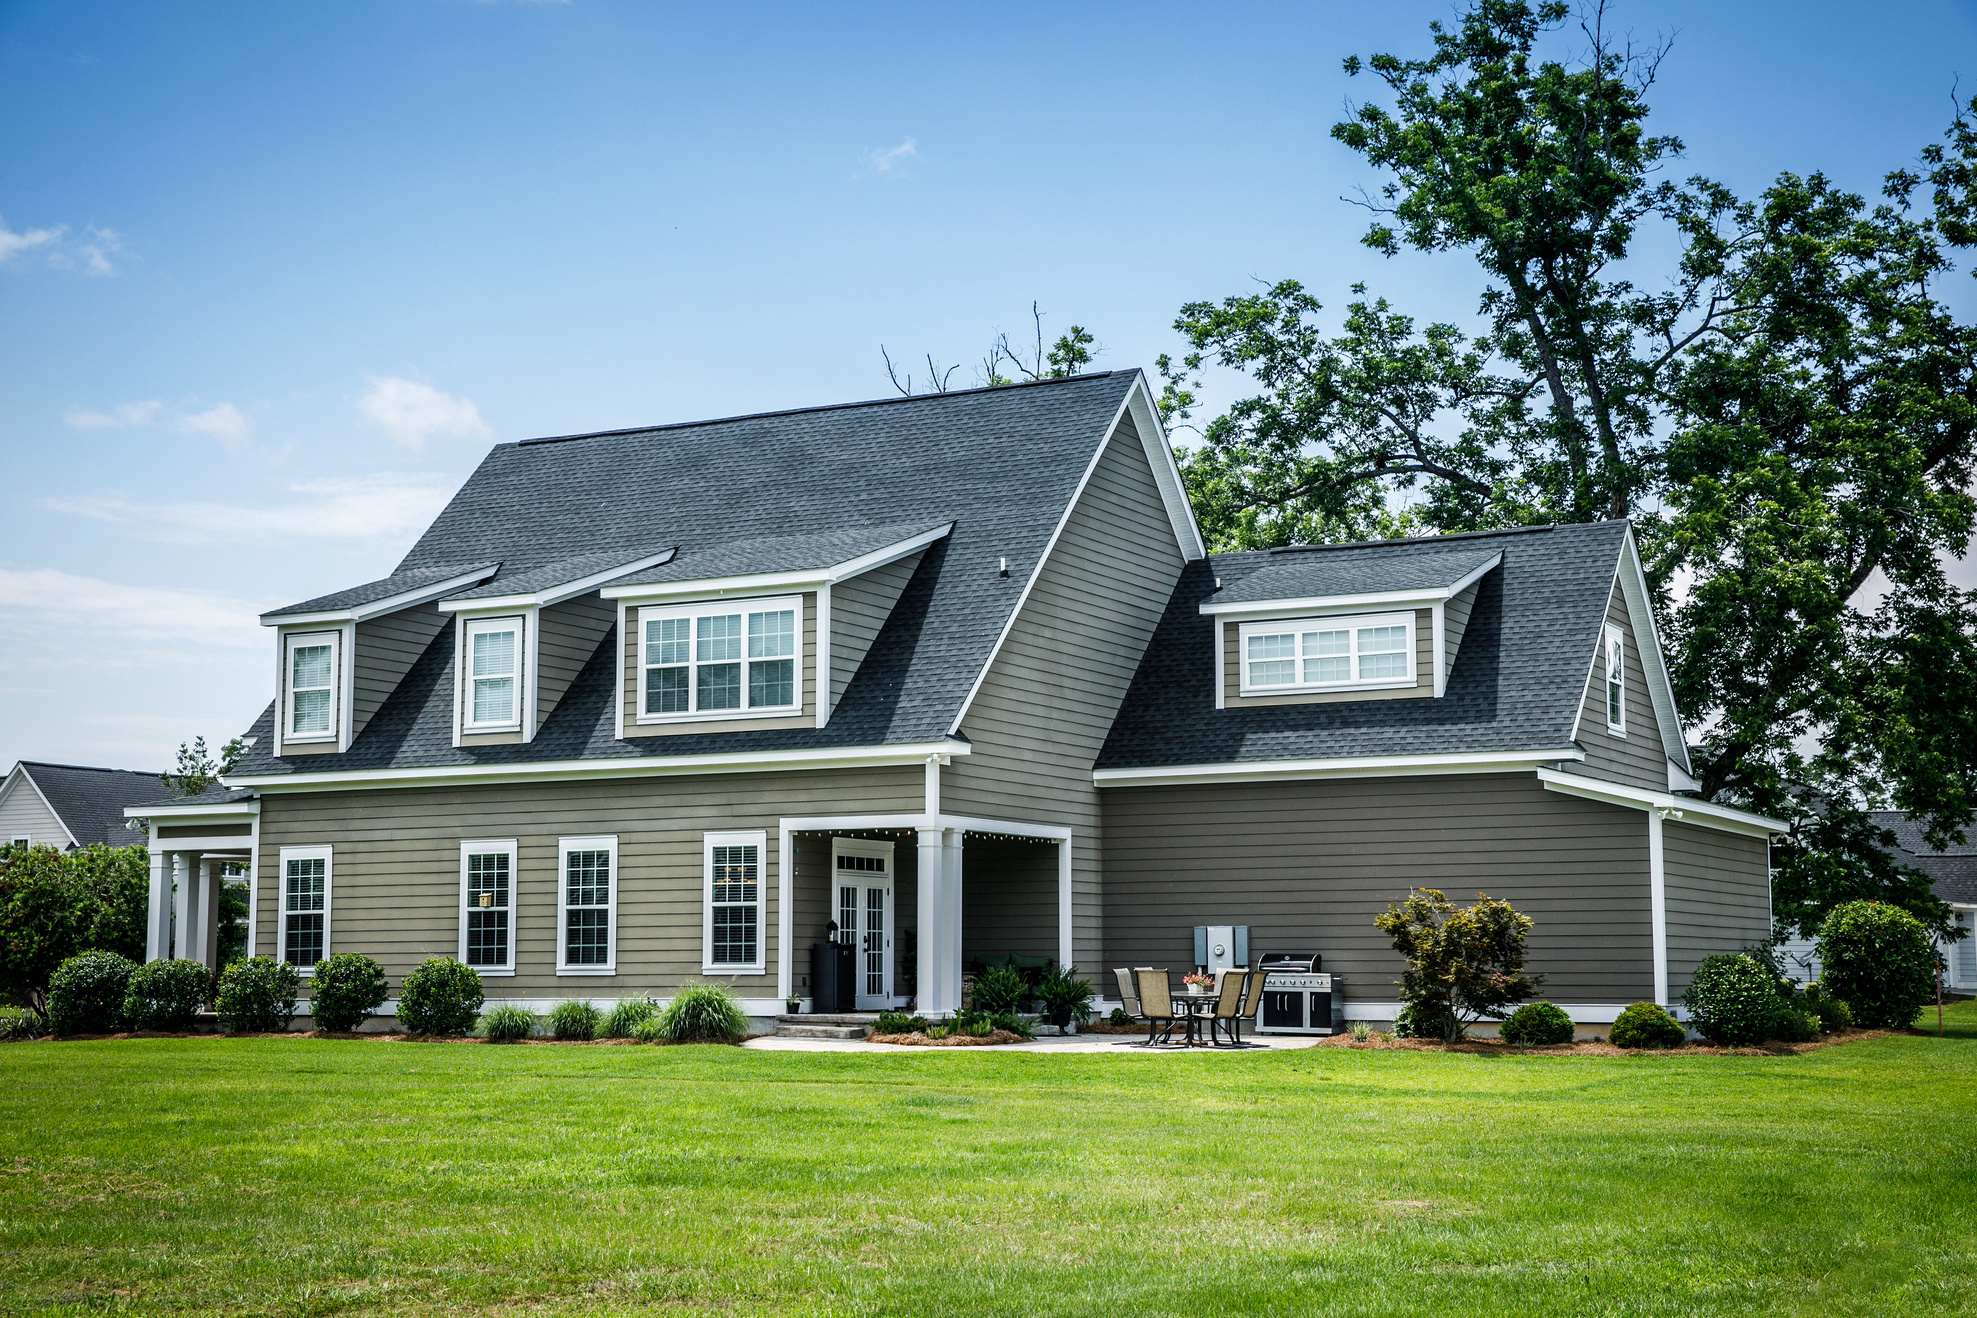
15, 762, 165, 847
1869, 811, 1977, 905
1210, 541, 1504, 606
442, 548, 675, 600
601, 521, 949, 589
231, 373, 1142, 777
264, 561, 499, 617
1096, 520, 1631, 769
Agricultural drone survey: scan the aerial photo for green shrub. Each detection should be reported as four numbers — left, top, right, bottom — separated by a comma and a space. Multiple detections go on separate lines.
1609, 1001, 1685, 1049
1107, 1006, 1130, 1025
1377, 888, 1542, 1044
46, 951, 135, 1035
1684, 954, 1782, 1045
396, 958, 484, 1036
547, 999, 600, 1041
950, 1008, 1032, 1039
1801, 984, 1853, 1033
123, 958, 211, 1031
479, 1004, 536, 1041
630, 1015, 668, 1043
213, 956, 298, 1033
1392, 999, 1460, 1040
309, 953, 389, 1032
598, 998, 659, 1038
0, 1006, 48, 1040
652, 984, 750, 1043
970, 965, 1024, 1015
875, 1010, 929, 1035
1034, 962, 1095, 1027
1817, 900, 1936, 1029
1499, 1001, 1575, 1045
1773, 1005, 1820, 1043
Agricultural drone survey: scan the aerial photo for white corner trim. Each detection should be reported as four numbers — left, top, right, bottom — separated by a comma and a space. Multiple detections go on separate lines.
1122, 371, 1207, 562
227, 740, 973, 794
436, 549, 678, 613
1093, 748, 1585, 788
1535, 767, 1785, 837
1648, 809, 1669, 1006
5, 767, 80, 848
597, 525, 952, 603
259, 566, 501, 627
614, 597, 627, 743
815, 581, 832, 730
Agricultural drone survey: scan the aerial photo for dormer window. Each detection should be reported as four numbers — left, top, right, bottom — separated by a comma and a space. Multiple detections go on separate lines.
463, 616, 525, 732
638, 596, 801, 722
283, 632, 341, 742
1239, 612, 1415, 696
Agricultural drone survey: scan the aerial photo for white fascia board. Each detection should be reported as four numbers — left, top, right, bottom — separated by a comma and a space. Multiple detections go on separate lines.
1093, 748, 1585, 788
596, 527, 952, 604
226, 740, 973, 794
822, 523, 953, 584
1200, 553, 1503, 620
1617, 528, 1693, 775
1122, 371, 1208, 562
260, 567, 500, 627
776, 811, 1072, 841
122, 801, 260, 825
1536, 767, 1785, 837
7, 767, 79, 848
439, 549, 679, 613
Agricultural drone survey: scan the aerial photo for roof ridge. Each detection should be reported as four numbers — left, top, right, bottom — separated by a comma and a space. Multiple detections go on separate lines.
514, 371, 1122, 447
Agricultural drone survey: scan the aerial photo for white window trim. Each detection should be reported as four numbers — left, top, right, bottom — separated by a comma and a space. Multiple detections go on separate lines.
1237, 611, 1416, 697
703, 828, 767, 975
282, 630, 343, 745
460, 614, 528, 734
457, 838, 518, 976
8, 835, 29, 848
1605, 622, 1627, 736
557, 834, 619, 975
637, 595, 803, 725
277, 844, 332, 976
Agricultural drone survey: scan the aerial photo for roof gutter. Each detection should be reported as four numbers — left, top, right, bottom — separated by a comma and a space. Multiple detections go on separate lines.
1093, 747, 1583, 788
1536, 768, 1786, 838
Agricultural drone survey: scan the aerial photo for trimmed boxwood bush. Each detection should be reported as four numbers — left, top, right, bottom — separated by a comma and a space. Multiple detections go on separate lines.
479, 1004, 536, 1041
309, 953, 389, 1032
599, 998, 658, 1038
46, 951, 135, 1035
1817, 900, 1936, 1029
651, 984, 750, 1043
1684, 954, 1782, 1045
1499, 1001, 1575, 1045
214, 957, 299, 1032
396, 958, 484, 1036
547, 999, 600, 1041
1609, 1001, 1686, 1049
123, 958, 212, 1031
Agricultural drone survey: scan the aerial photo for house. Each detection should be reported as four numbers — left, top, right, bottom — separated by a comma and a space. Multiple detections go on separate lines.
1, 761, 160, 851
127, 370, 1784, 1029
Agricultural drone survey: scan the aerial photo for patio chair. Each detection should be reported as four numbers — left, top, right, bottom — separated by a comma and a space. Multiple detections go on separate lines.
1133, 968, 1182, 1047
1231, 965, 1266, 1046
1208, 969, 1259, 1047
1113, 967, 1142, 1021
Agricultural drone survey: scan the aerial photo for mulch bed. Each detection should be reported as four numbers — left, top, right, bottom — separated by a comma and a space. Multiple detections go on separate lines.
867, 1030, 1030, 1047
1310, 1026, 1906, 1057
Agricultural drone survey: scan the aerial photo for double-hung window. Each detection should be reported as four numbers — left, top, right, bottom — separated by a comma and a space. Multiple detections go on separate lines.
1605, 623, 1626, 734
1238, 612, 1415, 695
558, 835, 618, 974
639, 597, 800, 721
279, 845, 331, 970
458, 839, 516, 974
283, 631, 341, 743
463, 616, 524, 732
703, 830, 765, 973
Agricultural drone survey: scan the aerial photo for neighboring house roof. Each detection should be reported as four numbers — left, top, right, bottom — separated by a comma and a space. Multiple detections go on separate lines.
1869, 811, 1977, 906
232, 371, 1173, 778
1097, 520, 1633, 770
4, 761, 164, 848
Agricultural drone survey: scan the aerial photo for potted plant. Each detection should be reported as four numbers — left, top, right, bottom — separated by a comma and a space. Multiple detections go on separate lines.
1181, 971, 1215, 995
785, 995, 801, 1014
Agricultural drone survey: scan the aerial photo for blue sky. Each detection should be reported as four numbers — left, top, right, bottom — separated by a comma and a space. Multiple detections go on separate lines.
3, 0, 1973, 774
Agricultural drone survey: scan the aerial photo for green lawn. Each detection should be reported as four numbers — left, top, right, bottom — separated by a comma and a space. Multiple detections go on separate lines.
4, 1005, 1975, 1317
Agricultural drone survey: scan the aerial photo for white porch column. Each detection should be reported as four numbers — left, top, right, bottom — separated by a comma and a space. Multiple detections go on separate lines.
939, 828, 964, 1014
916, 827, 945, 1014
185, 859, 220, 971
1057, 837, 1074, 970
144, 847, 173, 963
170, 854, 199, 966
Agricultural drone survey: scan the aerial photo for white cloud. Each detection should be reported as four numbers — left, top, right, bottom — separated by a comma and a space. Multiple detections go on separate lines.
357, 376, 491, 449
175, 402, 251, 445
859, 138, 919, 176
65, 399, 163, 430
0, 218, 64, 263
41, 472, 460, 545
75, 226, 125, 276
0, 567, 264, 646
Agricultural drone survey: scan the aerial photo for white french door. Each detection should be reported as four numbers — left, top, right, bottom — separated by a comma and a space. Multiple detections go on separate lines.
833, 837, 895, 1009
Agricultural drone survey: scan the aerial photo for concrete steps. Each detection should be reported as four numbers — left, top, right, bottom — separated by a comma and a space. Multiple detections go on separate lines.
774, 1012, 880, 1041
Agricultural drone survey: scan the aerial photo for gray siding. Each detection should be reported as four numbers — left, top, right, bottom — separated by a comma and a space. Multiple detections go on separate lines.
1663, 820, 1772, 998
1444, 578, 1479, 683
942, 412, 1188, 972
0, 774, 71, 847
535, 592, 616, 735
1099, 772, 1655, 1005
1575, 580, 1669, 791
621, 592, 818, 737
353, 604, 449, 739
1222, 608, 1436, 707
829, 550, 923, 716
255, 764, 922, 1002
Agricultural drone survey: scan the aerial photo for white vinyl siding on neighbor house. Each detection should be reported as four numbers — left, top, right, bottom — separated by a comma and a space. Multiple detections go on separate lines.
279, 845, 331, 971
458, 839, 517, 974
558, 835, 618, 974
1605, 623, 1626, 735
1238, 611, 1414, 696
638, 597, 801, 724
463, 616, 525, 732
284, 631, 341, 743
703, 830, 765, 974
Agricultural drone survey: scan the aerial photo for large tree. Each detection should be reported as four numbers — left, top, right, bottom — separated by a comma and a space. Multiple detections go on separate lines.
1161, 0, 1977, 940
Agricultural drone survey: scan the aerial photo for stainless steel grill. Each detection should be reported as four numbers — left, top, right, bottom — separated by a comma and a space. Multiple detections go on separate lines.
1255, 952, 1344, 1035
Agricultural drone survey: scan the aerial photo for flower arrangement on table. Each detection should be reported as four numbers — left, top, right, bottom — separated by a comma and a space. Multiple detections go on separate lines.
1181, 971, 1215, 992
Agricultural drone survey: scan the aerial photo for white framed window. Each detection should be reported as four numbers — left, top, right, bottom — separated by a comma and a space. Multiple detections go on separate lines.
8, 835, 29, 849
1238, 611, 1415, 695
558, 835, 618, 974
462, 615, 525, 732
279, 844, 331, 972
1605, 623, 1626, 735
283, 631, 341, 743
638, 596, 801, 723
703, 829, 766, 974
458, 839, 517, 974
